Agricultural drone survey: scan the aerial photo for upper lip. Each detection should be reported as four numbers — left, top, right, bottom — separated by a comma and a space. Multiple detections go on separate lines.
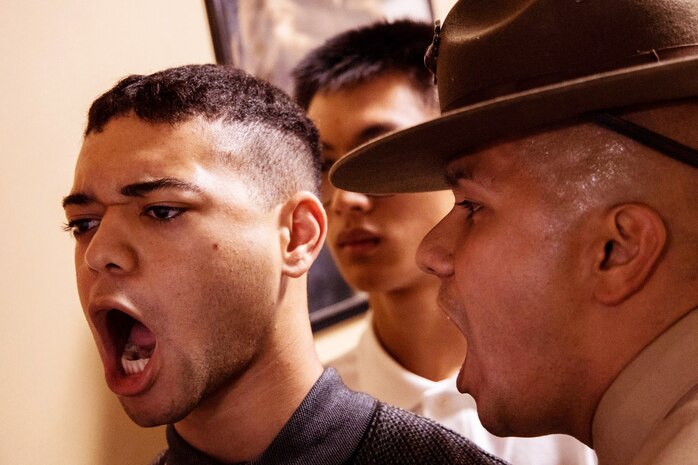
89, 295, 141, 328
436, 286, 465, 330
335, 228, 380, 248
88, 295, 150, 358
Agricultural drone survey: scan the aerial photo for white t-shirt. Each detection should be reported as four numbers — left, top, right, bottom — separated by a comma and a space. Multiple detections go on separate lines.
329, 313, 597, 465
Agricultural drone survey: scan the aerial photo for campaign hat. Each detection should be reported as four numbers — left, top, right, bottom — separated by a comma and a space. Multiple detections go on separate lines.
330, 0, 698, 193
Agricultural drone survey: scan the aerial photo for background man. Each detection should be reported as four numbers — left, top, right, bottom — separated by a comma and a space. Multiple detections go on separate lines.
330, 2, 698, 465
63, 63, 509, 465
294, 20, 594, 464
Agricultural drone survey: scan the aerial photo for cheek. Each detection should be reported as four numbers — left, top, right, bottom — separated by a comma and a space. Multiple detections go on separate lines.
453, 229, 573, 350
451, 231, 536, 326
387, 226, 427, 262
326, 214, 340, 245
382, 203, 451, 257
75, 262, 94, 312
166, 242, 278, 351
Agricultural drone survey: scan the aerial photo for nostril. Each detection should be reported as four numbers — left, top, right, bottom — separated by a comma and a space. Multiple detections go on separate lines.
333, 190, 372, 215
416, 244, 449, 276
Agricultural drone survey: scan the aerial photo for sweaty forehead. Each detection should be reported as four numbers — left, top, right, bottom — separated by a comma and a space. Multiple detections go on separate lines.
446, 118, 603, 184
445, 138, 531, 191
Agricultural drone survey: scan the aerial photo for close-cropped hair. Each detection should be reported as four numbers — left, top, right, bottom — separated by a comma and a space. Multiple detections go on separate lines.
85, 64, 322, 206
292, 19, 437, 110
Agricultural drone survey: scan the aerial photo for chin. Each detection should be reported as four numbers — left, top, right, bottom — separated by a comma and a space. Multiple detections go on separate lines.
119, 393, 196, 427
342, 272, 384, 293
478, 396, 554, 438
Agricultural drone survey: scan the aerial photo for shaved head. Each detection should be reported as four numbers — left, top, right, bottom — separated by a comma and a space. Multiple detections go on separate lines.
507, 99, 698, 293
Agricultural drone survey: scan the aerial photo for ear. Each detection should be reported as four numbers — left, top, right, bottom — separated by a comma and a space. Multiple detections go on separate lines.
592, 203, 666, 305
278, 192, 327, 278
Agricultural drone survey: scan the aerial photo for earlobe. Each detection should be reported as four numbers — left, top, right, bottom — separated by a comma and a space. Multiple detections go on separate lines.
593, 204, 666, 305
279, 192, 327, 278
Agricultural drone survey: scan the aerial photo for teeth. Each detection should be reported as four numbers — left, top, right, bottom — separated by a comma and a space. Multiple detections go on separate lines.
123, 342, 141, 361
122, 356, 150, 375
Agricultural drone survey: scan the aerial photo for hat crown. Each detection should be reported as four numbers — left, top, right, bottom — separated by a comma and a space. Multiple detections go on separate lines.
438, 0, 698, 112
329, 0, 698, 194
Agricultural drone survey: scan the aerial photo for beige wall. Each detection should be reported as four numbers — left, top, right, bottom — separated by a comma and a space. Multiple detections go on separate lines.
432, 0, 457, 20
0, 2, 213, 464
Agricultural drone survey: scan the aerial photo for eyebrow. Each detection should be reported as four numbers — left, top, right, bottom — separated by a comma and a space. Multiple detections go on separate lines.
444, 165, 476, 188
354, 123, 400, 147
120, 178, 203, 197
62, 177, 203, 208
62, 192, 93, 208
321, 141, 334, 154
320, 123, 400, 156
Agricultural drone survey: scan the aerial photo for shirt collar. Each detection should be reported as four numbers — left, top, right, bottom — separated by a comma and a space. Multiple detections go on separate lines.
355, 313, 459, 411
164, 368, 377, 465
592, 308, 698, 465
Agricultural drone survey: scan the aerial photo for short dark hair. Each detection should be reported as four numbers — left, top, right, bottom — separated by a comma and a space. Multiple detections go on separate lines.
292, 20, 436, 110
86, 64, 321, 206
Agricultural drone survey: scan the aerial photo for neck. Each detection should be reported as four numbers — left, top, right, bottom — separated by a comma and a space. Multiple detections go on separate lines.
369, 279, 466, 381
174, 305, 323, 463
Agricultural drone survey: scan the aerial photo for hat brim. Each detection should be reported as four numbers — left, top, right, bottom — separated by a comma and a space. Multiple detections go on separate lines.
330, 56, 698, 194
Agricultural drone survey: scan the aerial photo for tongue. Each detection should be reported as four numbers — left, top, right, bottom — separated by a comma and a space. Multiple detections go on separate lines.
128, 321, 156, 350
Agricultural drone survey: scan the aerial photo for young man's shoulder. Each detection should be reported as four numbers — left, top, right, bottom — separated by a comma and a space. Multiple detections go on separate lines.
147, 402, 508, 465
352, 401, 509, 465
146, 369, 509, 465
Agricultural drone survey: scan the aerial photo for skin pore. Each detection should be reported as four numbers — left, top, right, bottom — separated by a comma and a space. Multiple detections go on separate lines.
416, 100, 698, 444
65, 114, 325, 462
308, 72, 466, 381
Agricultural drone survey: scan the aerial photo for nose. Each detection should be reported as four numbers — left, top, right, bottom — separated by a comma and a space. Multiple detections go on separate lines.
82, 212, 138, 275
417, 213, 455, 278
329, 187, 373, 216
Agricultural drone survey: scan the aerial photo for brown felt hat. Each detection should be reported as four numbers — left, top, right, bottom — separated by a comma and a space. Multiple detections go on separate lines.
330, 0, 698, 193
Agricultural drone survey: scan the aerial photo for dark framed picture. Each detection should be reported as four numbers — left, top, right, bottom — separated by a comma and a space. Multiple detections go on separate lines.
204, 0, 434, 94
204, 0, 435, 330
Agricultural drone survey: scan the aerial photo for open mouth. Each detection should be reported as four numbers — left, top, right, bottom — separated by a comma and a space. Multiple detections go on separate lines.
106, 310, 156, 376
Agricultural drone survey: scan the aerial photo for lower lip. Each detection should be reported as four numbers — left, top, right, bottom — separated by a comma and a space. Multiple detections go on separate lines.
104, 348, 158, 397
340, 239, 380, 256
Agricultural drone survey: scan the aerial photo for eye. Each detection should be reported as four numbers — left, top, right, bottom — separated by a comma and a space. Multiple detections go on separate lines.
320, 157, 335, 173
320, 155, 337, 174
144, 205, 186, 221
455, 199, 482, 219
64, 218, 100, 238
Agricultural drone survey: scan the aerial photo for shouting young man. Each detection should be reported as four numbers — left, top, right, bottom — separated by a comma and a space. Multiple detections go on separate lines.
63, 64, 510, 465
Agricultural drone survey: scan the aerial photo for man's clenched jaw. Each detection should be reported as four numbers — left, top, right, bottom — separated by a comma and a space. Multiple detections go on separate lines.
64, 115, 282, 426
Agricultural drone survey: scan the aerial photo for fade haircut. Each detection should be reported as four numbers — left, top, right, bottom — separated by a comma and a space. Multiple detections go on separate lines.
292, 19, 436, 110
85, 64, 321, 207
